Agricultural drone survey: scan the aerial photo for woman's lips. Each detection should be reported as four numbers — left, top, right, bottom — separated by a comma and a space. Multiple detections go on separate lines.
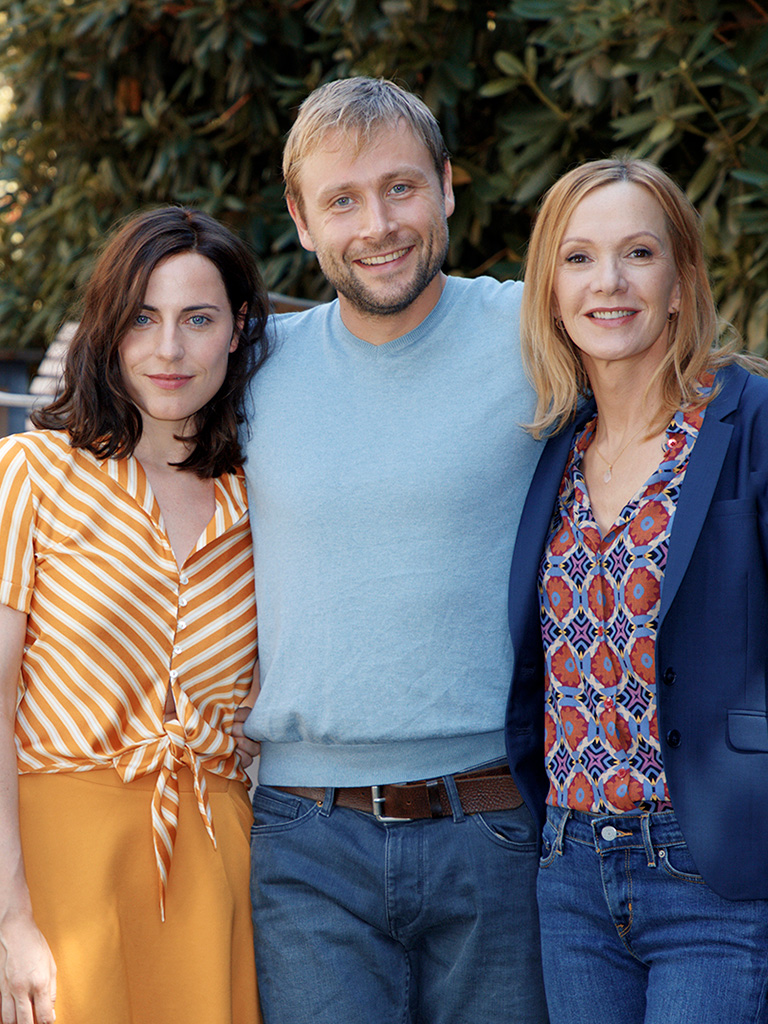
147, 374, 193, 390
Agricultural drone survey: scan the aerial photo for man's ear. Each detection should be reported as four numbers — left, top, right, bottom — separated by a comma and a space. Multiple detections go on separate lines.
443, 160, 456, 219
286, 195, 316, 253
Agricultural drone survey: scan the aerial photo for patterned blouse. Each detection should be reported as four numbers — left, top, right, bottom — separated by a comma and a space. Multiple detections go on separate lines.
0, 430, 257, 915
539, 399, 709, 814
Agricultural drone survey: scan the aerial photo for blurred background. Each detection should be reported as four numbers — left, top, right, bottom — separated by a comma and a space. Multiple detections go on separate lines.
0, 0, 766, 416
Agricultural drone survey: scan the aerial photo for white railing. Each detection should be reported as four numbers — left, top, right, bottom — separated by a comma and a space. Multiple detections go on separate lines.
0, 391, 42, 409
0, 333, 68, 434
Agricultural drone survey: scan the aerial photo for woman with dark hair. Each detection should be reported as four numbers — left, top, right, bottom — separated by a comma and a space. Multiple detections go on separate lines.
0, 207, 268, 1024
505, 158, 768, 1023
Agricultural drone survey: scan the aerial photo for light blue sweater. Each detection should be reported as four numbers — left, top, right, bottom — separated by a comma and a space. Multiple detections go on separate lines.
242, 275, 541, 785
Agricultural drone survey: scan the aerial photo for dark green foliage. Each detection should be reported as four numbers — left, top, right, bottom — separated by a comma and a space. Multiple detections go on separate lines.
0, 0, 767, 350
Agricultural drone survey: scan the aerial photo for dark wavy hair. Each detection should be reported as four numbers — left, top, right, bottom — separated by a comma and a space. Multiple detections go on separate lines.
33, 206, 270, 477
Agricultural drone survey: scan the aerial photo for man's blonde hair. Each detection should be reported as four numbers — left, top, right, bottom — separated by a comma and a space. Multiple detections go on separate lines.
283, 77, 449, 216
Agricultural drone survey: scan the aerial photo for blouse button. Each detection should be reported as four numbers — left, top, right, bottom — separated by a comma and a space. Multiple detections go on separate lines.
180, 575, 189, 586
179, 596, 188, 608
173, 645, 182, 655
662, 667, 676, 685
178, 620, 186, 630
666, 729, 682, 748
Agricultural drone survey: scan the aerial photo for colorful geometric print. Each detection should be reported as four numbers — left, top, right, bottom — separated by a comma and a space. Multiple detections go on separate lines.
539, 398, 710, 814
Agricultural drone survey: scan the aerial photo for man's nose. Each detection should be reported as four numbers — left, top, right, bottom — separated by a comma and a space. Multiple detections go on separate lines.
360, 196, 396, 239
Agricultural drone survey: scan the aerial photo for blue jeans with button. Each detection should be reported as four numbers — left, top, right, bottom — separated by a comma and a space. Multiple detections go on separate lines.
250, 780, 549, 1024
537, 804, 768, 1024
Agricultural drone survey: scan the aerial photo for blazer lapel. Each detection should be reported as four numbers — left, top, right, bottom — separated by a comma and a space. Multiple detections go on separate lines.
659, 365, 748, 623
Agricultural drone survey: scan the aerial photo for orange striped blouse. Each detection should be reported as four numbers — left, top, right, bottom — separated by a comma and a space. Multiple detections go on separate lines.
0, 430, 257, 916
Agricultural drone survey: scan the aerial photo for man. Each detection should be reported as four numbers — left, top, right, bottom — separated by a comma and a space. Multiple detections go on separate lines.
243, 76, 547, 1024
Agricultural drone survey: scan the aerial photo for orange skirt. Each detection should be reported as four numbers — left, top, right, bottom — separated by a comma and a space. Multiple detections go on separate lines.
18, 768, 262, 1024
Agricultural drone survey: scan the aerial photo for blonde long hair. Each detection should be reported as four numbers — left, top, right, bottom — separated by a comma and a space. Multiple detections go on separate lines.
521, 157, 756, 439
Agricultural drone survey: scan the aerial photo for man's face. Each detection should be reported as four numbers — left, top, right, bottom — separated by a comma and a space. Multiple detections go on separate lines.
288, 122, 454, 320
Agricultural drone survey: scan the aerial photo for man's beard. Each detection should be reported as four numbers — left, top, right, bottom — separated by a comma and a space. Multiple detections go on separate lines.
316, 223, 449, 318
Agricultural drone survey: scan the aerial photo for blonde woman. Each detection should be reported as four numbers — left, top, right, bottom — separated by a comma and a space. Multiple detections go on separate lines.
506, 158, 768, 1024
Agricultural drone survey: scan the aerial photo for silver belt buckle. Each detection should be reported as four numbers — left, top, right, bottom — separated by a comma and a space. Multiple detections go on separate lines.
371, 784, 409, 822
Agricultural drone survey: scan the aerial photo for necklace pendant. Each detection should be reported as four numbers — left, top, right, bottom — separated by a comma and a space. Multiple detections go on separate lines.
603, 467, 612, 484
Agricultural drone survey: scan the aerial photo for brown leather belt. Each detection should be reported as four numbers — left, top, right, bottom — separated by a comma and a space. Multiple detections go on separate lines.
273, 764, 522, 821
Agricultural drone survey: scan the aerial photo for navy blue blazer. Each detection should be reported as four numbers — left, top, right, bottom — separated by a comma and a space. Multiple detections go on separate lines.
505, 363, 768, 900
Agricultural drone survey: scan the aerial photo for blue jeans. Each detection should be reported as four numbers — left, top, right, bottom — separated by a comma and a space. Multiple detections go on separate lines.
537, 805, 768, 1024
250, 781, 549, 1024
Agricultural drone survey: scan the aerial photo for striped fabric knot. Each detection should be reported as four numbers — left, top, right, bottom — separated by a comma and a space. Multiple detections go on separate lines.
112, 685, 245, 919
151, 718, 217, 920
114, 716, 225, 920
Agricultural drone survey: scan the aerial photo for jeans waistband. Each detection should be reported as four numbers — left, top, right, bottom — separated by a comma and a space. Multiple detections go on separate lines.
546, 804, 685, 866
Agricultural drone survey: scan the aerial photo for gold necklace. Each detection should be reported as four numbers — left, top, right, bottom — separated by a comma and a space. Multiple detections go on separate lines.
592, 425, 646, 483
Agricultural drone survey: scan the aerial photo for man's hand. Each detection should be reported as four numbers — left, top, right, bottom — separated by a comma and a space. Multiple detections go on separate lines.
232, 706, 260, 770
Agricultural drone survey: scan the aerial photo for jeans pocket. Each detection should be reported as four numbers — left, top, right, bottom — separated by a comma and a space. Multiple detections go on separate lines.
538, 817, 559, 869
470, 804, 539, 851
658, 840, 705, 884
250, 785, 321, 837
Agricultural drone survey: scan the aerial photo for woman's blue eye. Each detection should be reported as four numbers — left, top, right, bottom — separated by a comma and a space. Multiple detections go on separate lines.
134, 313, 151, 326
189, 314, 210, 326
390, 183, 408, 195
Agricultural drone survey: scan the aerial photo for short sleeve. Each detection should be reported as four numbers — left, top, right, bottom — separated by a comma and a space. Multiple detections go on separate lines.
0, 437, 36, 613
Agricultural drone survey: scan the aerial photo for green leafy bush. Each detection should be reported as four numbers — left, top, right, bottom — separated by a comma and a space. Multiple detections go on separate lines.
0, 0, 766, 351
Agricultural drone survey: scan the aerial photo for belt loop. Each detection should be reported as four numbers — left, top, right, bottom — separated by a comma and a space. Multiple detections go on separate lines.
442, 773, 465, 823
319, 787, 335, 817
425, 779, 442, 818
553, 806, 571, 855
640, 812, 656, 867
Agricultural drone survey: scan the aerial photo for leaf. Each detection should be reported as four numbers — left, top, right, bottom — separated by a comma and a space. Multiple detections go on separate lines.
610, 109, 661, 138
509, 0, 566, 18
513, 153, 564, 205
685, 154, 721, 205
731, 170, 768, 188
571, 65, 603, 108
478, 78, 520, 98
683, 23, 716, 66
742, 147, 768, 174
494, 50, 527, 78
